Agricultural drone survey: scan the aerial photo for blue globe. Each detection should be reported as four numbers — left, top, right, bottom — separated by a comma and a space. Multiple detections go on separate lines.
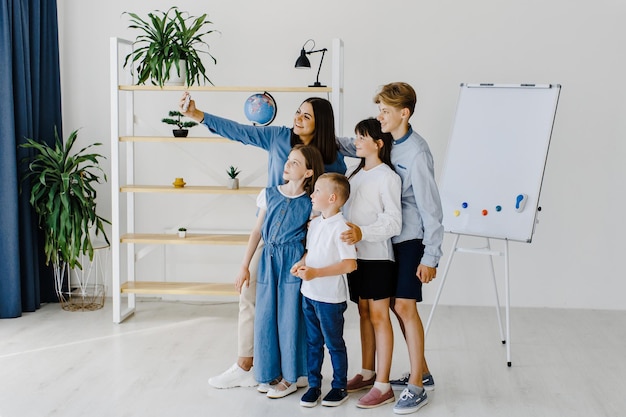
244, 92, 277, 126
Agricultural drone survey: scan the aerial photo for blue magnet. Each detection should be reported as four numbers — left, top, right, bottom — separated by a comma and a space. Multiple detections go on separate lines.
495, 205, 502, 212
461, 202, 468, 209
515, 194, 528, 213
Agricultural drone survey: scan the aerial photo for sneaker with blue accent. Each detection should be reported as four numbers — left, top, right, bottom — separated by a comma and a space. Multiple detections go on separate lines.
393, 387, 428, 415
421, 373, 435, 391
390, 372, 410, 390
390, 373, 435, 391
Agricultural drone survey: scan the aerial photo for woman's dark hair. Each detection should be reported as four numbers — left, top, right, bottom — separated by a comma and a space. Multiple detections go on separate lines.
291, 144, 325, 196
290, 97, 338, 166
348, 118, 395, 179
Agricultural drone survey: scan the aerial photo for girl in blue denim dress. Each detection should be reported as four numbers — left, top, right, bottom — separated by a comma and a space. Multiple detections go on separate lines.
235, 145, 325, 399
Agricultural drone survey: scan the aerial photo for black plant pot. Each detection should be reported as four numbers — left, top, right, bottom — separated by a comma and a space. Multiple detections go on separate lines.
173, 129, 189, 138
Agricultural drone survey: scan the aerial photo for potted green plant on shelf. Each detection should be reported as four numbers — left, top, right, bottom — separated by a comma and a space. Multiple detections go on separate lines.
178, 227, 187, 238
20, 128, 110, 310
162, 110, 198, 137
123, 6, 218, 87
226, 165, 240, 190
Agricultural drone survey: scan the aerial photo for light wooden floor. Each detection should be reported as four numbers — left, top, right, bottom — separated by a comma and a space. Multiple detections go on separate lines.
1, 299, 624, 417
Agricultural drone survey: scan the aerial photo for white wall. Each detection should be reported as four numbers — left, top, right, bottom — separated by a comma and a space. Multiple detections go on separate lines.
57, 0, 626, 310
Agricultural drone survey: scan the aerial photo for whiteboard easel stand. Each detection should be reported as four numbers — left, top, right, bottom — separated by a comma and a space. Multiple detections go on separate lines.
424, 233, 512, 366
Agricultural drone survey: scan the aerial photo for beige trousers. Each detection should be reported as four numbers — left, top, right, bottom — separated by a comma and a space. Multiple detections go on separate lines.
237, 241, 263, 358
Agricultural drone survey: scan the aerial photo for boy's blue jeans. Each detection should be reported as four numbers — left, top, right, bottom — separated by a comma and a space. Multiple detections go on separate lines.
302, 296, 348, 389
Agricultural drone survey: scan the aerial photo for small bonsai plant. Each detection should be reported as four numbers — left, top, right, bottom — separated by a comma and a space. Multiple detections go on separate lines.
178, 227, 187, 238
162, 110, 198, 137
227, 166, 240, 179
226, 166, 240, 190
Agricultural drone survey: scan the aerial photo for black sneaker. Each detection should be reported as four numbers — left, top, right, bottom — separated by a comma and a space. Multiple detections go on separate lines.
422, 373, 435, 391
321, 388, 348, 407
390, 373, 436, 391
300, 387, 321, 407
390, 373, 410, 390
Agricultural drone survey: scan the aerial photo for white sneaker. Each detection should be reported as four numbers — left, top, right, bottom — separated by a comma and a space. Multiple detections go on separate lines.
208, 363, 257, 389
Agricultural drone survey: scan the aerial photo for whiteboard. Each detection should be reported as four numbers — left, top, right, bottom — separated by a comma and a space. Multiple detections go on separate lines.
439, 83, 561, 242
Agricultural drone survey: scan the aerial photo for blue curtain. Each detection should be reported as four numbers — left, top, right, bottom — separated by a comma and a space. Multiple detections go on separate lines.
0, 0, 62, 318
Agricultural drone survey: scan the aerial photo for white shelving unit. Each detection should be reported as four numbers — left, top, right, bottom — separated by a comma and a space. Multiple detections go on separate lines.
109, 37, 344, 323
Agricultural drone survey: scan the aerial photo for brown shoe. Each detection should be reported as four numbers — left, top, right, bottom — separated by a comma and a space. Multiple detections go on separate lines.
356, 386, 395, 409
347, 373, 376, 393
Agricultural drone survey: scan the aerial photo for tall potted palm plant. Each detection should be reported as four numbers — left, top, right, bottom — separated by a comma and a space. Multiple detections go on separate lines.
123, 7, 218, 87
21, 128, 110, 310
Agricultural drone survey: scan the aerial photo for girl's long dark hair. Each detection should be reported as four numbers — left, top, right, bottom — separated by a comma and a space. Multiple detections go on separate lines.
349, 118, 395, 179
290, 97, 338, 165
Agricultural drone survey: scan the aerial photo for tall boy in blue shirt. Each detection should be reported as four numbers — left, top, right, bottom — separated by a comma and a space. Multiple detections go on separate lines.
337, 82, 444, 415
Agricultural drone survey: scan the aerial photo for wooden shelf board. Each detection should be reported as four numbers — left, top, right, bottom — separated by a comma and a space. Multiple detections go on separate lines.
121, 281, 238, 296
121, 233, 249, 245
120, 185, 263, 194
119, 136, 231, 143
118, 85, 332, 93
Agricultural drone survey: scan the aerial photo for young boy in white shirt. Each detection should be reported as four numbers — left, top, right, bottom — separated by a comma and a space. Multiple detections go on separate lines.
291, 173, 357, 408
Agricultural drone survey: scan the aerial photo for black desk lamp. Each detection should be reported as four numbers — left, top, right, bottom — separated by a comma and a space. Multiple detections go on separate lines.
294, 39, 328, 87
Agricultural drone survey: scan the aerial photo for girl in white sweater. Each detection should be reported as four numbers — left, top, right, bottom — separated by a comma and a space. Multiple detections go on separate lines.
341, 118, 402, 409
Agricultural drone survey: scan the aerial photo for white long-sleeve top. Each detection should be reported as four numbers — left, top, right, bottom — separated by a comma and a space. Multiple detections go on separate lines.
342, 163, 402, 261
337, 127, 444, 267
